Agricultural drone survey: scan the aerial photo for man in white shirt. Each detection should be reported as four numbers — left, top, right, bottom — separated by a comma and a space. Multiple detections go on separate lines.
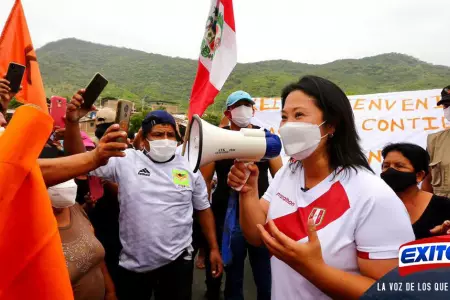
91, 110, 223, 300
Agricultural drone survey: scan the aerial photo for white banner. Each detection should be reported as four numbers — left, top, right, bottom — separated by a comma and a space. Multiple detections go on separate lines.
252, 89, 448, 174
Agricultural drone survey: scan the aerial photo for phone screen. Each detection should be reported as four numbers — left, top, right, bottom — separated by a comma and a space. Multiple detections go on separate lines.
6, 63, 26, 93
82, 73, 108, 109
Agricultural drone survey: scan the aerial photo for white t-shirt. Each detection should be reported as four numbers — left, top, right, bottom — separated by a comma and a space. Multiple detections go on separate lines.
91, 149, 210, 272
263, 164, 415, 300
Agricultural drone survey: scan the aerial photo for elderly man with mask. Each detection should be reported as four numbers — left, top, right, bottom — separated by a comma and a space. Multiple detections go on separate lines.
89, 110, 223, 300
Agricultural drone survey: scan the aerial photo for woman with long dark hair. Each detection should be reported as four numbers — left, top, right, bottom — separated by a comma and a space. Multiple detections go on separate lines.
227, 75, 415, 300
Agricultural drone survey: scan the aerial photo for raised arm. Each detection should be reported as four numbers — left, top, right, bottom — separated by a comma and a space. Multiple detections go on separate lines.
64, 89, 94, 155
40, 125, 127, 187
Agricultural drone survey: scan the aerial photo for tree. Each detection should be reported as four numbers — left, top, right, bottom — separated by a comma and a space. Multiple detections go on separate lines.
130, 110, 152, 133
202, 112, 222, 126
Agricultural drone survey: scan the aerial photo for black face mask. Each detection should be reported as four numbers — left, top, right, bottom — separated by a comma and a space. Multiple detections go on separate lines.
75, 178, 90, 205
380, 168, 417, 193
95, 123, 114, 140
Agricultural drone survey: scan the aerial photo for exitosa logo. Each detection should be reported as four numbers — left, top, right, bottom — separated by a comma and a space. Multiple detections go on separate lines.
398, 236, 450, 276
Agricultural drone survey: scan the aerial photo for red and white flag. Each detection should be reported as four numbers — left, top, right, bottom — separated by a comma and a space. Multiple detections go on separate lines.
188, 0, 237, 120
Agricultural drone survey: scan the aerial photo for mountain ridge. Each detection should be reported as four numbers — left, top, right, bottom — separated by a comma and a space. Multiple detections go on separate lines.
36, 38, 450, 112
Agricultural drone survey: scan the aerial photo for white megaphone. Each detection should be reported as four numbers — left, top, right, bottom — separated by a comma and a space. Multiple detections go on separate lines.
186, 115, 282, 188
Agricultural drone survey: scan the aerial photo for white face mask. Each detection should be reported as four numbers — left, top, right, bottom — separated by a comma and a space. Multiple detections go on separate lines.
48, 179, 77, 208
147, 139, 178, 162
444, 107, 450, 122
230, 105, 253, 128
279, 121, 327, 161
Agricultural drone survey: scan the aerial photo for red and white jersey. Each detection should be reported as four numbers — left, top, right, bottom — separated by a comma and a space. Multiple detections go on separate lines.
263, 164, 415, 300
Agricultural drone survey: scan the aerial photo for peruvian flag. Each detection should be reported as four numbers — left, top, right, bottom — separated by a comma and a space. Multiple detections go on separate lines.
188, 0, 237, 120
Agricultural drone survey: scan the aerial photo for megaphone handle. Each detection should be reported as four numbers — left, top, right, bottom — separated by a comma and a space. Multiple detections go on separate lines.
233, 162, 253, 192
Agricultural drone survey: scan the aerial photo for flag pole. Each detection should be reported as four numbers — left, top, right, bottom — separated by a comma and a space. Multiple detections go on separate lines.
181, 109, 191, 156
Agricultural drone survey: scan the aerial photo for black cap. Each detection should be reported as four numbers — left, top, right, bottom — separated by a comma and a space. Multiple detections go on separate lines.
437, 85, 450, 106
142, 110, 182, 141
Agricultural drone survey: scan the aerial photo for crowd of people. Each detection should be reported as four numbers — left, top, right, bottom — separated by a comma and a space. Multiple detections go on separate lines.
2, 75, 450, 300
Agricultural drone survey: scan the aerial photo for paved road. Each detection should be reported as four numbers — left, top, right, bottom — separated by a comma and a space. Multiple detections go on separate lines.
191, 258, 257, 300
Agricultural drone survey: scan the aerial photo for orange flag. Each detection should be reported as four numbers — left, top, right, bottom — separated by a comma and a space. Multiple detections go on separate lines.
0, 105, 73, 299
0, 0, 48, 112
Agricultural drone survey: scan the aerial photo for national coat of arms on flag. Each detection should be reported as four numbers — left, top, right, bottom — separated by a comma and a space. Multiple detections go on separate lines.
188, 0, 237, 120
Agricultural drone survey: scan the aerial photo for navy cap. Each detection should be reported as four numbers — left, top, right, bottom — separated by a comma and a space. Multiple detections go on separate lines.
142, 110, 181, 141
226, 90, 255, 108
437, 85, 450, 106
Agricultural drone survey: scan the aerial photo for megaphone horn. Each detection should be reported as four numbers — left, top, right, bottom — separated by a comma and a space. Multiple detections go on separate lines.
187, 115, 282, 173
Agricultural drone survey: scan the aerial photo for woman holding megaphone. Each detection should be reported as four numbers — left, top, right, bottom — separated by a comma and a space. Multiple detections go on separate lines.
227, 75, 415, 300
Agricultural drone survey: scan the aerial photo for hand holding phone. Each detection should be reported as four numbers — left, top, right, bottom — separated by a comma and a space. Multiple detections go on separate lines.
81, 73, 108, 110
5, 63, 25, 93
115, 100, 133, 143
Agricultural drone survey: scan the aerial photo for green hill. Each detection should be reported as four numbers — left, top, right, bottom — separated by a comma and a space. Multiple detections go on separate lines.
36, 38, 450, 113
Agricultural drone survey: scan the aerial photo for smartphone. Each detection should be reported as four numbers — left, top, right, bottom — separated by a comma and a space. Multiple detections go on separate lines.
115, 100, 133, 143
50, 96, 67, 128
5, 63, 26, 93
88, 176, 104, 202
81, 73, 108, 109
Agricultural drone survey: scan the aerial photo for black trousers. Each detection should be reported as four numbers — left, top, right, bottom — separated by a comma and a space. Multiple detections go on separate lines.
117, 253, 194, 300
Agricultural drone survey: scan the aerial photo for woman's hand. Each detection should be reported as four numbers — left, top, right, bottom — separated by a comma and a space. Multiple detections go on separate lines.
227, 161, 259, 193
430, 220, 450, 235
257, 219, 325, 274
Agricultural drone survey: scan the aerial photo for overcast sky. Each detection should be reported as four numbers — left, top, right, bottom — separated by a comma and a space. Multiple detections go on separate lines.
1, 0, 449, 66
